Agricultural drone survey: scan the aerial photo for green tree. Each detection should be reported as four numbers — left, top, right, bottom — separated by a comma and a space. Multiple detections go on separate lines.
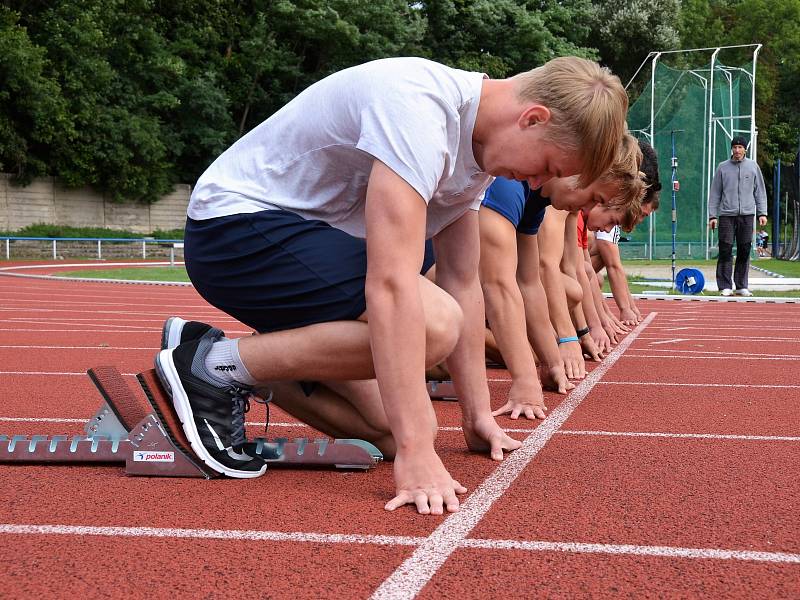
0, 8, 71, 181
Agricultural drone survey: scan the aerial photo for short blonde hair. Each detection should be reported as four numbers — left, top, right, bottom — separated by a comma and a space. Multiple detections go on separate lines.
513, 57, 628, 186
597, 133, 646, 231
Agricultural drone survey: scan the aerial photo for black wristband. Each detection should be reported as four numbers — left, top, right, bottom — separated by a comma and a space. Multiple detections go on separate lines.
576, 327, 591, 338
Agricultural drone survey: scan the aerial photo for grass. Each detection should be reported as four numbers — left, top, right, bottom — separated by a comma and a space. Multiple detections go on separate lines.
55, 266, 190, 282
623, 257, 800, 277
53, 259, 800, 297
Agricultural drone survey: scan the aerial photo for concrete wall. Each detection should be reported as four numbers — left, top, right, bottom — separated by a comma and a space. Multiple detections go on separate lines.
0, 174, 190, 233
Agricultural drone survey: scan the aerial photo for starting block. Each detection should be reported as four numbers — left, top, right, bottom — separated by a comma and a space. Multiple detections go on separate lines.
427, 380, 457, 401
0, 366, 382, 477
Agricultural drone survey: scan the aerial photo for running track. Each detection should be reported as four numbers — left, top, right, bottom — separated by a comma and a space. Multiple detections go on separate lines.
1, 262, 798, 598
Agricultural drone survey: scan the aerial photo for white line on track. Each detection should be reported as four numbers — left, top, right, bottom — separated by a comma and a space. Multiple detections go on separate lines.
1, 523, 797, 565
0, 371, 138, 376
0, 345, 158, 350
636, 335, 800, 342
460, 538, 800, 564
558, 430, 800, 442
629, 348, 800, 359
0, 328, 252, 335
0, 524, 422, 546
0, 319, 159, 331
369, 313, 657, 600
598, 381, 800, 389
623, 354, 800, 361
4, 417, 797, 443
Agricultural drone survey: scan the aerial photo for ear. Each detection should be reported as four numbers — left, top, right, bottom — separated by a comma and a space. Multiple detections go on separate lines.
517, 104, 551, 129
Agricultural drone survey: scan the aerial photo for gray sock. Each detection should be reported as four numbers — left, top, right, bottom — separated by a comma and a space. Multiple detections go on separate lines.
204, 338, 258, 386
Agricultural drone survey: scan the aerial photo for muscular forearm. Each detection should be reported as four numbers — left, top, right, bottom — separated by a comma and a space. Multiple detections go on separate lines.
606, 264, 632, 311
541, 264, 576, 338
483, 281, 538, 381
440, 274, 492, 422
366, 277, 435, 450
519, 280, 561, 368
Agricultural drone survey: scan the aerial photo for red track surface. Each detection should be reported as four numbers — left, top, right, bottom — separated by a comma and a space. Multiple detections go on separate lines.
1, 261, 798, 598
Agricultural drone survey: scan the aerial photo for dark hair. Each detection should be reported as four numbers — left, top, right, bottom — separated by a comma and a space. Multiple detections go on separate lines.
638, 139, 661, 209
731, 136, 748, 148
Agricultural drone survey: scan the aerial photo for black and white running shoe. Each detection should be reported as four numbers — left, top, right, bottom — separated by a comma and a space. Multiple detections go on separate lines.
161, 316, 220, 351
155, 329, 266, 478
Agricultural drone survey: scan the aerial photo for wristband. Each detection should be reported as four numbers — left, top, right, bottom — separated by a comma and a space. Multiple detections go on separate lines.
557, 336, 579, 345
576, 327, 591, 338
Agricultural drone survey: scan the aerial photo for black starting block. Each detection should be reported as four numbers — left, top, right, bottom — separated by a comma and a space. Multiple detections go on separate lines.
427, 380, 457, 401
0, 366, 382, 477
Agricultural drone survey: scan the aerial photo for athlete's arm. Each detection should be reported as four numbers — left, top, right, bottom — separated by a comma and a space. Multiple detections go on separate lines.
479, 208, 547, 419
365, 160, 464, 515
516, 233, 573, 395
596, 238, 637, 325
435, 209, 523, 450
538, 206, 585, 379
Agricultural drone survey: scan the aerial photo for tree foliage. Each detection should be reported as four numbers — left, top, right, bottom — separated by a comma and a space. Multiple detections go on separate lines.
0, 0, 797, 201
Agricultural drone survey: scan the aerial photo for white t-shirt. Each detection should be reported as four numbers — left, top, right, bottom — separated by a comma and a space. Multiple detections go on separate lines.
595, 225, 621, 245
189, 57, 492, 239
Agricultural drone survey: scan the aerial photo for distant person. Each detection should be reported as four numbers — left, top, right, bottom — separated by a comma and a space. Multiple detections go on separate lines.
708, 136, 767, 296
756, 229, 769, 257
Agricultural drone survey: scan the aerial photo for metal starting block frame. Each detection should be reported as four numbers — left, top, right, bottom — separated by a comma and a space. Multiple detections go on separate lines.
427, 380, 457, 401
0, 366, 382, 477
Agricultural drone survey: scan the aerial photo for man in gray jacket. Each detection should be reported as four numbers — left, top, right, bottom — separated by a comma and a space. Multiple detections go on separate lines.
709, 136, 768, 296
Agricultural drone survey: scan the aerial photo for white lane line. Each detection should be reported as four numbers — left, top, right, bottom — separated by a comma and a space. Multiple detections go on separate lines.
648, 325, 800, 331
4, 417, 796, 444
558, 430, 800, 442
0, 524, 422, 546
0, 417, 87, 424
649, 338, 690, 345
461, 538, 800, 564
0, 328, 251, 335
369, 313, 657, 600
0, 345, 158, 350
2, 523, 797, 565
0, 371, 138, 377
598, 382, 800, 389
636, 335, 800, 342
629, 348, 800, 359
623, 354, 800, 361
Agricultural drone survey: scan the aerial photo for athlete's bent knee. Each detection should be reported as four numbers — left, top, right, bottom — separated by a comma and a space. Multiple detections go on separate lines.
425, 295, 463, 367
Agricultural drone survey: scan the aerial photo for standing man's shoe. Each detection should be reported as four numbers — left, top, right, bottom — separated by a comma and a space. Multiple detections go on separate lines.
734, 288, 753, 297
155, 329, 266, 478
720, 288, 733, 296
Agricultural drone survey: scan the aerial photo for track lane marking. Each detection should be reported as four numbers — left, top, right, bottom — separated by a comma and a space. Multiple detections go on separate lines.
2, 416, 797, 443
369, 313, 657, 600
0, 524, 797, 564
460, 538, 800, 564
598, 381, 800, 389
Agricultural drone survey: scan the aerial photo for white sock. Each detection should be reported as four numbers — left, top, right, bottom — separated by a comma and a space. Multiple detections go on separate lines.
204, 338, 258, 386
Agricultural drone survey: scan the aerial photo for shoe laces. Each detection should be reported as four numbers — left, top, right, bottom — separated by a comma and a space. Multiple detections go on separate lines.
229, 387, 252, 450
252, 389, 273, 435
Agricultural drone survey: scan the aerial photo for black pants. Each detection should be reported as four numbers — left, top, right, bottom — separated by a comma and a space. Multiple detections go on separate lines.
716, 214, 754, 291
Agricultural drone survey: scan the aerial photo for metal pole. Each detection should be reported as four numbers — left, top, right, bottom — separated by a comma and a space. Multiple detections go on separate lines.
649, 53, 661, 261
5, 239, 9, 260
751, 45, 762, 163
142, 240, 146, 260
97, 239, 102, 260
670, 131, 681, 289
706, 48, 721, 260
773, 158, 780, 258
52, 239, 57, 260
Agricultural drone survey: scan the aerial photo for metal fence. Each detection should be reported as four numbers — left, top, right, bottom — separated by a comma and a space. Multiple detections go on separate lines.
1, 237, 184, 262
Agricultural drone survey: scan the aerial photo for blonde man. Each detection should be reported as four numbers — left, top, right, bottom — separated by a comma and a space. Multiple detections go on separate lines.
155, 56, 628, 515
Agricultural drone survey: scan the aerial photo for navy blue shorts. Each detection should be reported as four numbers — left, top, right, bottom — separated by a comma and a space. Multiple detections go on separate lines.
185, 211, 436, 333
